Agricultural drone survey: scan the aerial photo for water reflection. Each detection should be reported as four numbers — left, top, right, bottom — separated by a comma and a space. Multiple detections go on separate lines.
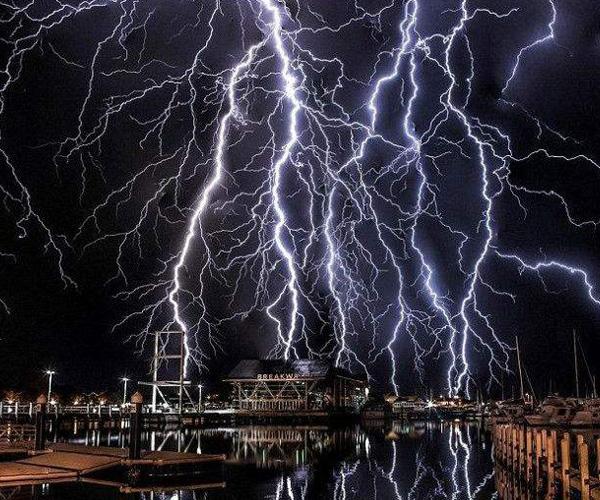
0, 420, 498, 499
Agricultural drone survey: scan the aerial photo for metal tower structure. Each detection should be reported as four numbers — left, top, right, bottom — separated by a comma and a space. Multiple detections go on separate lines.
138, 330, 195, 414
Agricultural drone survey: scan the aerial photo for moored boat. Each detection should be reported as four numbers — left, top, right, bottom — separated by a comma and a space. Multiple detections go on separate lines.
569, 398, 600, 427
489, 397, 534, 425
524, 396, 577, 426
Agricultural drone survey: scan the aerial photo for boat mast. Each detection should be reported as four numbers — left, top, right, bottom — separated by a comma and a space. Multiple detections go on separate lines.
574, 330, 580, 400
516, 336, 525, 400
576, 332, 597, 399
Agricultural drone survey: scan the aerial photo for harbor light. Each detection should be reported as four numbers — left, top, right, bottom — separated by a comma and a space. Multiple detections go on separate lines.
120, 377, 130, 406
45, 370, 56, 402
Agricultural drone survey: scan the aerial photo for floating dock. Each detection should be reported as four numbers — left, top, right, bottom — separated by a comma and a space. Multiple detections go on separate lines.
0, 462, 76, 486
0, 443, 225, 487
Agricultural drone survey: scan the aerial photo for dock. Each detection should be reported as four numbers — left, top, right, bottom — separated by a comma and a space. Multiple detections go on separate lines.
80, 476, 226, 494
1, 392, 226, 489
0, 443, 225, 487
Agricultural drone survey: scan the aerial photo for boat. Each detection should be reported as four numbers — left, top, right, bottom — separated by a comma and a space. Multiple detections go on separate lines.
489, 336, 535, 425
489, 398, 534, 425
569, 398, 600, 427
524, 396, 578, 426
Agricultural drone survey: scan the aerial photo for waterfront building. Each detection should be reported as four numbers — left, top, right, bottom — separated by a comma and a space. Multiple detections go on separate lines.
391, 395, 429, 419
224, 359, 368, 413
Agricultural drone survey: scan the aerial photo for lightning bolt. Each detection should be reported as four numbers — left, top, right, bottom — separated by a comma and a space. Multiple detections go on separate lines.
1, 0, 599, 398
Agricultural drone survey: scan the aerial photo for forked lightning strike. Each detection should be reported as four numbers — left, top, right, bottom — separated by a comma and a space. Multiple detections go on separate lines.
1, 0, 599, 396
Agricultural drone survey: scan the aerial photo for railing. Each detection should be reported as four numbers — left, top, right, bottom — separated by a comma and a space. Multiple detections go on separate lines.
0, 402, 127, 418
0, 402, 34, 418
0, 423, 36, 444
0, 401, 212, 418
1, 394, 146, 457
61, 404, 124, 416
493, 423, 600, 500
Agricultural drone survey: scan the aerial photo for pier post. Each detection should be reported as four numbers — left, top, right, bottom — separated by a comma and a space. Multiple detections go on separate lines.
128, 392, 143, 460
502, 426, 508, 463
578, 437, 590, 500
561, 432, 571, 499
548, 430, 557, 496
535, 429, 543, 491
526, 428, 533, 483
596, 438, 600, 480
512, 426, 518, 473
519, 426, 526, 476
34, 394, 47, 452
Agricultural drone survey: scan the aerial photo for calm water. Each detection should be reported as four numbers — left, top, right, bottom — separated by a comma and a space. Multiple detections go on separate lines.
1, 420, 497, 499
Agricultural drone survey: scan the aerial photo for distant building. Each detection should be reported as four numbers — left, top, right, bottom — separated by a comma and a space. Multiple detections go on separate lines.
224, 359, 368, 413
391, 396, 429, 418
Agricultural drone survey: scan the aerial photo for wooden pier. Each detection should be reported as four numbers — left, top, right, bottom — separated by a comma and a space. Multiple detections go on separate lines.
0, 443, 225, 487
493, 423, 600, 499
0, 393, 226, 490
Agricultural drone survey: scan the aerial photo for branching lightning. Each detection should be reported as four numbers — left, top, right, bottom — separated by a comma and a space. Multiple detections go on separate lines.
1, 0, 599, 395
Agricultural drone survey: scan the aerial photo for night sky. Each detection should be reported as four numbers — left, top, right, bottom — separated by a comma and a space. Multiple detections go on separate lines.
1, 0, 600, 399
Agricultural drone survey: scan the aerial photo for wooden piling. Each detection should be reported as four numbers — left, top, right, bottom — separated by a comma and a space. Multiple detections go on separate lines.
578, 439, 590, 500
34, 394, 47, 452
128, 392, 143, 460
561, 432, 570, 499
492, 423, 600, 500
503, 425, 509, 463
547, 430, 557, 496
512, 426, 518, 472
596, 437, 600, 479
519, 426, 526, 476
535, 429, 543, 491
526, 428, 533, 483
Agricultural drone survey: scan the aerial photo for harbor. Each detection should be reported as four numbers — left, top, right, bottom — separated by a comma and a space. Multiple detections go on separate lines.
0, 417, 493, 498
5, 374, 600, 499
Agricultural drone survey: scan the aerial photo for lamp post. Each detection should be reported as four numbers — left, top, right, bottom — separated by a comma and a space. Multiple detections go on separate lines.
198, 384, 203, 413
121, 377, 130, 406
45, 371, 55, 403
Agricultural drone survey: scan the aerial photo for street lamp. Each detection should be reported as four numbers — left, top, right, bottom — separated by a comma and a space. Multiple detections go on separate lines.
120, 377, 130, 406
198, 384, 203, 412
45, 370, 55, 402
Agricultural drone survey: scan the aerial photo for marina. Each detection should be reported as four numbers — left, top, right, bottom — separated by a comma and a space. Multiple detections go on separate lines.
6, 384, 600, 498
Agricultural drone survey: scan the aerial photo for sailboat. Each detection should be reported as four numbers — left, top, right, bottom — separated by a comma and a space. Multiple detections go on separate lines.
490, 337, 535, 425
569, 331, 600, 427
526, 331, 600, 427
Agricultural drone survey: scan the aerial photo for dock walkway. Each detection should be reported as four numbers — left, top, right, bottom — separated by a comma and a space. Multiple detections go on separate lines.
0, 443, 225, 487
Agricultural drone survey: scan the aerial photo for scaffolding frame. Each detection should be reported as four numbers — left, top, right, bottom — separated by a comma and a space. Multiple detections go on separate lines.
138, 330, 196, 414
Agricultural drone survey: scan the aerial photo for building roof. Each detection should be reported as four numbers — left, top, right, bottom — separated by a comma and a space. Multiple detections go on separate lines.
225, 359, 366, 382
